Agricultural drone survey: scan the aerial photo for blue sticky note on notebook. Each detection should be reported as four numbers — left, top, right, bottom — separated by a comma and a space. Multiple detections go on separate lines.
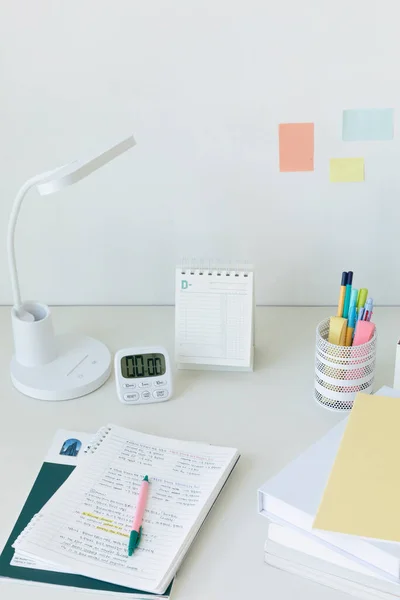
343, 108, 394, 141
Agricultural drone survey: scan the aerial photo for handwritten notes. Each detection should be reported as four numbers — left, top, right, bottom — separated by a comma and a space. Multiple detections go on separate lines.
279, 123, 314, 172
343, 109, 394, 141
16, 426, 238, 594
330, 158, 365, 183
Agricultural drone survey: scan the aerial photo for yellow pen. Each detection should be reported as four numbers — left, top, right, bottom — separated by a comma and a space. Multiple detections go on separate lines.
345, 327, 353, 347
337, 272, 348, 317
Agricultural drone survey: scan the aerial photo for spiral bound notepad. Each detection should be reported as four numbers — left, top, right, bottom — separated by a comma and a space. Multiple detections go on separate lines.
15, 425, 239, 595
175, 264, 255, 371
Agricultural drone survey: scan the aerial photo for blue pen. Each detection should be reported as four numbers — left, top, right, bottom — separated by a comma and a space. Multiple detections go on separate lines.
348, 305, 357, 328
342, 271, 353, 319
364, 298, 373, 321
345, 305, 357, 346
349, 288, 358, 311
348, 288, 358, 322
358, 307, 365, 321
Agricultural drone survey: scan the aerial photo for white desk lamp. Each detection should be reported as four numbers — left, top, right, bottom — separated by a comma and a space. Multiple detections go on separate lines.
8, 135, 136, 401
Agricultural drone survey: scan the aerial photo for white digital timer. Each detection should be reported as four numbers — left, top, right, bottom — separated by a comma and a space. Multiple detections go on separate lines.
114, 346, 173, 405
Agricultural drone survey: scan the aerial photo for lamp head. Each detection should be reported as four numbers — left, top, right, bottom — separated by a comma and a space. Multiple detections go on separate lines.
36, 135, 135, 195
9, 134, 135, 324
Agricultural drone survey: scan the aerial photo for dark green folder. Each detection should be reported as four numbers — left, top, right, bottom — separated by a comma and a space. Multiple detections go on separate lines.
0, 461, 172, 597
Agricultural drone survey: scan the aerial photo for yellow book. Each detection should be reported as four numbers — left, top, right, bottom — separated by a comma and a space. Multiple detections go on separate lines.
313, 393, 400, 543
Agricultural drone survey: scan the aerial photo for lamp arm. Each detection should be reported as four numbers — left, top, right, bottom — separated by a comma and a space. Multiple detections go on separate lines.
7, 172, 55, 310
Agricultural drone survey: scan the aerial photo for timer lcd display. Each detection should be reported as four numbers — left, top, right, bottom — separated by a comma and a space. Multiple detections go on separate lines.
121, 353, 166, 379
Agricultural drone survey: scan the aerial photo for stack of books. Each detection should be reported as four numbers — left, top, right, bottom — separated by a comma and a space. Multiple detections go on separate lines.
258, 386, 400, 600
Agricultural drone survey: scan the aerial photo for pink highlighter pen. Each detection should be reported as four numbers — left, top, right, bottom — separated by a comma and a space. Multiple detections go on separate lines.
128, 475, 149, 556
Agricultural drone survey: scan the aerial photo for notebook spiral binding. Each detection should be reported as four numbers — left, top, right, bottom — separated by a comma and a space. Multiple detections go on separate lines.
84, 426, 112, 455
179, 259, 253, 278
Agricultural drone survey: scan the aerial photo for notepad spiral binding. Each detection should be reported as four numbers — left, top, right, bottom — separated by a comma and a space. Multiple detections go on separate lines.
314, 318, 376, 412
84, 426, 111, 455
179, 260, 253, 278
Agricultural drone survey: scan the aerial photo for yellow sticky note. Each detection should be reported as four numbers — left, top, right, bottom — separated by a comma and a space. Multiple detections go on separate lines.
330, 158, 364, 182
328, 317, 347, 345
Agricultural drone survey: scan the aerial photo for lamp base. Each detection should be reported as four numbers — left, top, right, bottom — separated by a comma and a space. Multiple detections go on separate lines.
10, 333, 111, 401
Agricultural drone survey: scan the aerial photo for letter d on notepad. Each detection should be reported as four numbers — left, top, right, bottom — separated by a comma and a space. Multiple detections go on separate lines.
181, 280, 188, 290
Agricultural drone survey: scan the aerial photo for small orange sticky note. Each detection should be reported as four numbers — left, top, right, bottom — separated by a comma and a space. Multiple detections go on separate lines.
279, 122, 314, 172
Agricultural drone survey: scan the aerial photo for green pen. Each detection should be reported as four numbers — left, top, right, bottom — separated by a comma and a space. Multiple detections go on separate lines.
357, 288, 368, 311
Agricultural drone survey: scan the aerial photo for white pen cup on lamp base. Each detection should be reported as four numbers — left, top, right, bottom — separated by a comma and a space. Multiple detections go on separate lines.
314, 318, 376, 411
11, 302, 57, 367
10, 301, 112, 401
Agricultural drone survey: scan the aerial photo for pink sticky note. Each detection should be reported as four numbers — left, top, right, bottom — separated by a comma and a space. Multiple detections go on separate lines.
279, 122, 314, 172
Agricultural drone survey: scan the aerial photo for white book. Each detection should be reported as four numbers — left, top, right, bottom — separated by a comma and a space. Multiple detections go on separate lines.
175, 265, 254, 371
16, 424, 239, 595
258, 386, 400, 580
266, 523, 400, 597
265, 553, 396, 600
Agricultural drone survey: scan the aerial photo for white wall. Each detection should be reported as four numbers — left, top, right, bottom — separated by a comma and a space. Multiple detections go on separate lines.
0, 0, 398, 306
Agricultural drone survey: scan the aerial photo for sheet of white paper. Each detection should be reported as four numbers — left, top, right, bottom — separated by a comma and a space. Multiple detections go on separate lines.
11, 551, 73, 574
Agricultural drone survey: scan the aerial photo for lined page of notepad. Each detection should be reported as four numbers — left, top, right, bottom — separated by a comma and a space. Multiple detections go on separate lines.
175, 268, 254, 369
16, 425, 238, 594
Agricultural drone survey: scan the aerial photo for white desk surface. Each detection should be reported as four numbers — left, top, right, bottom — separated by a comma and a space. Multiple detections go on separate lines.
0, 306, 397, 600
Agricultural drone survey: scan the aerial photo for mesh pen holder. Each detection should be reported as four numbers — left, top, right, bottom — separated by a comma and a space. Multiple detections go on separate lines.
314, 318, 376, 412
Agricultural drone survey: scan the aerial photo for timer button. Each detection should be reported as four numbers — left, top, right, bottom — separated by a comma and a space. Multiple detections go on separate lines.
124, 392, 139, 402
154, 379, 167, 387
123, 383, 136, 389
153, 389, 168, 400
141, 390, 151, 400
139, 381, 151, 388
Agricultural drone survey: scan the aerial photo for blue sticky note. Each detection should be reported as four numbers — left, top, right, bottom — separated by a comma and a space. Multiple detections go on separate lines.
342, 108, 394, 141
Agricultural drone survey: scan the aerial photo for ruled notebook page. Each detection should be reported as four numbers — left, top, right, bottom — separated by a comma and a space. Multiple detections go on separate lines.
16, 425, 238, 594
175, 268, 253, 368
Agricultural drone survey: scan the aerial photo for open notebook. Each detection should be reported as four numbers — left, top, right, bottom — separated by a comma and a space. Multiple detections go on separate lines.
15, 425, 239, 595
